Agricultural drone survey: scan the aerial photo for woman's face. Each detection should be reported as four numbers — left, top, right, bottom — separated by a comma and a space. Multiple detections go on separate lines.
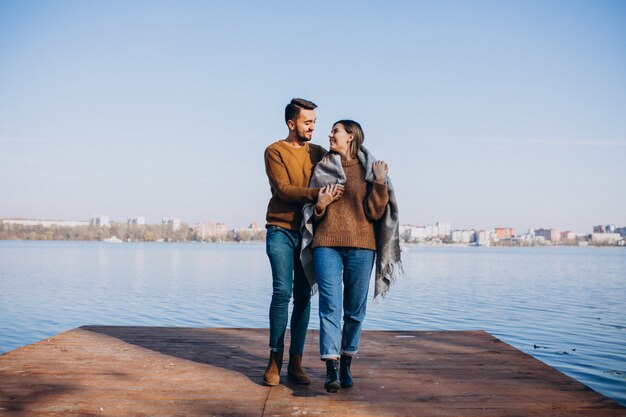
328, 123, 353, 156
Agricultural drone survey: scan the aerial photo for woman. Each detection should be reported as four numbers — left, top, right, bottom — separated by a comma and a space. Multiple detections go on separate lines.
300, 120, 402, 392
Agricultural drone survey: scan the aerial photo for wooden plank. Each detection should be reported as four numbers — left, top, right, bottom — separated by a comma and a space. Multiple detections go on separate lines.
0, 327, 623, 416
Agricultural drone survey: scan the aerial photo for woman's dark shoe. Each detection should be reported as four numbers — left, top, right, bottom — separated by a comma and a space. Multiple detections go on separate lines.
340, 354, 353, 388
263, 351, 283, 386
287, 354, 311, 385
324, 359, 341, 392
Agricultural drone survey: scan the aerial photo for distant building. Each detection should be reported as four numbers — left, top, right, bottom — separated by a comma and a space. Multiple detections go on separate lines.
435, 221, 451, 238
162, 218, 181, 232
594, 224, 619, 234
593, 225, 605, 233
561, 231, 586, 242
233, 222, 262, 241
495, 228, 515, 239
194, 222, 228, 240
591, 233, 621, 244
476, 230, 494, 246
91, 215, 110, 227
534, 228, 560, 242
461, 229, 476, 243
450, 229, 476, 244
128, 216, 146, 225
518, 231, 534, 245
400, 224, 425, 242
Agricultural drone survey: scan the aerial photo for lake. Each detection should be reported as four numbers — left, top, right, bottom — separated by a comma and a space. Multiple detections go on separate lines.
0, 241, 624, 405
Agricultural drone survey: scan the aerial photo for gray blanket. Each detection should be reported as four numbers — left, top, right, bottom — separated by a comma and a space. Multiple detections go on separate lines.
300, 146, 403, 299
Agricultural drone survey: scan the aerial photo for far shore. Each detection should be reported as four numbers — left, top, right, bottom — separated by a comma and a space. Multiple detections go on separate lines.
1, 238, 623, 248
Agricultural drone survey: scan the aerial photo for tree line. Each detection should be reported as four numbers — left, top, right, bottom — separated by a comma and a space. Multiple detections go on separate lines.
0, 223, 266, 242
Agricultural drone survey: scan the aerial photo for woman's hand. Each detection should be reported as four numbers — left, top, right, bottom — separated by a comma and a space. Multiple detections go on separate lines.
316, 184, 344, 210
373, 160, 389, 183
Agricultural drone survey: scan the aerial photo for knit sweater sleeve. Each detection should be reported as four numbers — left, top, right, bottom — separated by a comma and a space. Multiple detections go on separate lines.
264, 146, 319, 203
364, 181, 389, 221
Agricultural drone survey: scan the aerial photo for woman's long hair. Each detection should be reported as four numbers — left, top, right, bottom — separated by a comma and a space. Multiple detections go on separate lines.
334, 119, 364, 159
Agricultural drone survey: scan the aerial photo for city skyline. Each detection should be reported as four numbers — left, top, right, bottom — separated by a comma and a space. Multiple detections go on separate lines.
2, 214, 621, 237
3, 216, 625, 247
1, 1, 625, 233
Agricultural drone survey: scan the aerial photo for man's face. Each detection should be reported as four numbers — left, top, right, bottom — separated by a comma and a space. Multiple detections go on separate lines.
291, 109, 316, 142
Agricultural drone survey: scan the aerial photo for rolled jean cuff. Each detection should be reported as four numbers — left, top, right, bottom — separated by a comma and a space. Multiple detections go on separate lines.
321, 354, 340, 360
269, 346, 284, 353
341, 350, 357, 356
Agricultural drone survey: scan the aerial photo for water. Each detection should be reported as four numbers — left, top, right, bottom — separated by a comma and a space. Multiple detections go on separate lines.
0, 241, 624, 405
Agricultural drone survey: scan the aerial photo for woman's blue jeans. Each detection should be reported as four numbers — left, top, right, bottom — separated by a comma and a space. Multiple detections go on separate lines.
266, 226, 311, 355
313, 247, 375, 359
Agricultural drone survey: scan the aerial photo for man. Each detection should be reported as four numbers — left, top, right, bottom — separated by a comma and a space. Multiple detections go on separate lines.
263, 98, 338, 386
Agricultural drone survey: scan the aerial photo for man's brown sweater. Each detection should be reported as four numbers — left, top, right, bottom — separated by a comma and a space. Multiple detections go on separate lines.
312, 159, 389, 250
264, 140, 326, 231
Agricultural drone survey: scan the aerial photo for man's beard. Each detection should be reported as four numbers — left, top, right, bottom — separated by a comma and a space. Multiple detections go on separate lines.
296, 131, 312, 142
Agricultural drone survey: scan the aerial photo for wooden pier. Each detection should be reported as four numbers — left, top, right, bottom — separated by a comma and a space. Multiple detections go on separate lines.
1, 327, 624, 416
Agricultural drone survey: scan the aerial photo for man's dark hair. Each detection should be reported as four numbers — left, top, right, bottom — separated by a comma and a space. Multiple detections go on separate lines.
285, 98, 317, 124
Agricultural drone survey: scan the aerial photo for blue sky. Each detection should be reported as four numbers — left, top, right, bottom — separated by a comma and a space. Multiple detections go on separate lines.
1, 1, 625, 232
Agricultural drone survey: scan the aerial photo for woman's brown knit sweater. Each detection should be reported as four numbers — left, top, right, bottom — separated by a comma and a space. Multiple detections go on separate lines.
312, 158, 389, 250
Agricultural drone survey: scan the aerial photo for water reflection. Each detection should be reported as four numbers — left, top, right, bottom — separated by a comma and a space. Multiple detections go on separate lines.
133, 248, 145, 275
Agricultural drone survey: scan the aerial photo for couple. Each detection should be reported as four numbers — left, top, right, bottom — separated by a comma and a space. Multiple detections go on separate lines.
263, 98, 402, 392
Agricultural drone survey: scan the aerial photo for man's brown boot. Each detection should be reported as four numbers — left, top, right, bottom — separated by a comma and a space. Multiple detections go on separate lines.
287, 354, 311, 385
263, 351, 283, 386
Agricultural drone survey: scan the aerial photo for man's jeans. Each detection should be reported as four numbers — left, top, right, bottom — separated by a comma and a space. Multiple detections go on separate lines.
266, 226, 311, 355
313, 247, 375, 359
